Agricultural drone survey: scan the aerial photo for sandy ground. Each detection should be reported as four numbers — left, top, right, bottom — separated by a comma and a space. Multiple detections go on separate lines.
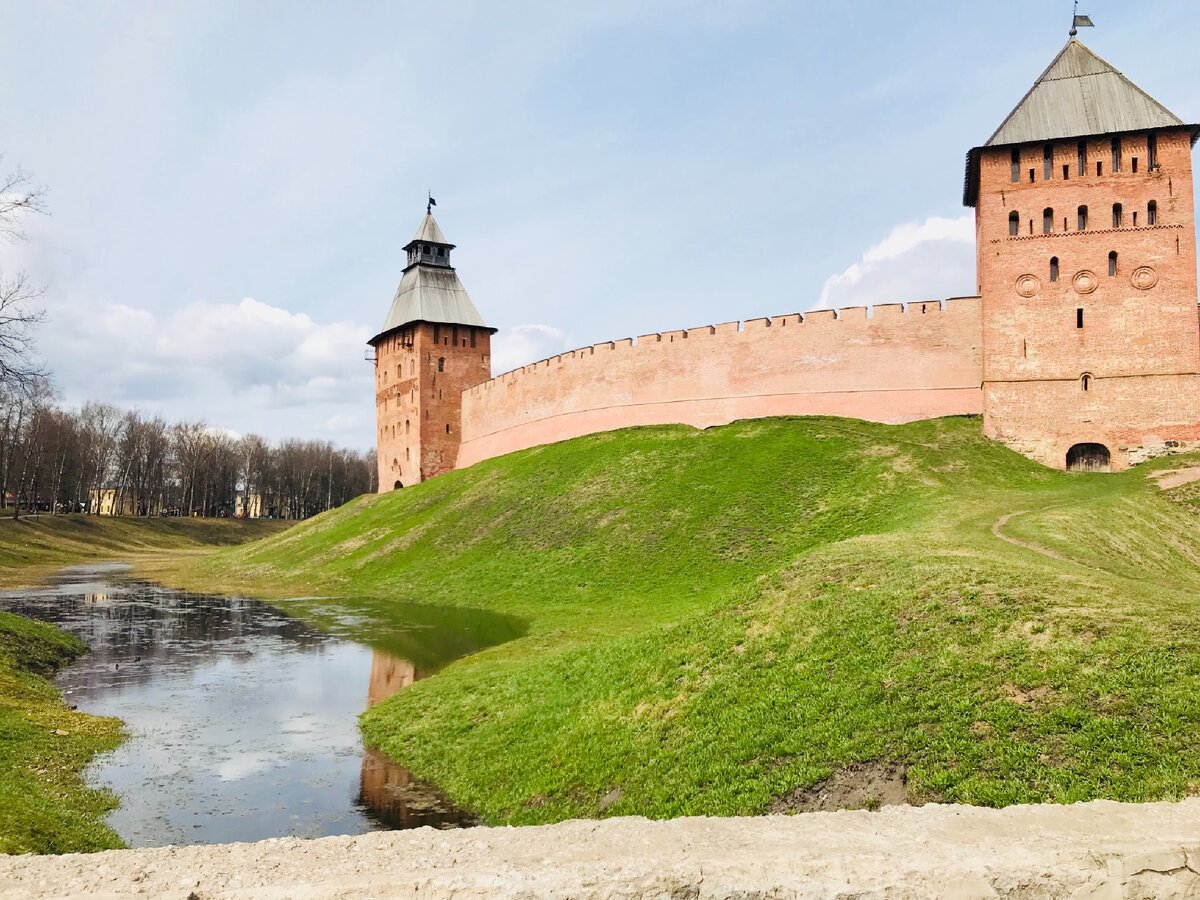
3, 799, 1200, 899
1151, 465, 1200, 489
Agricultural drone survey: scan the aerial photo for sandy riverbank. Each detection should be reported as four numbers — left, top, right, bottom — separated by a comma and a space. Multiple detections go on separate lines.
2, 799, 1199, 898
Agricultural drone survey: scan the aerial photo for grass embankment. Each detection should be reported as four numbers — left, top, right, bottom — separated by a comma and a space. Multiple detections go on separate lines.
0, 515, 291, 853
0, 514, 288, 589
162, 416, 1200, 822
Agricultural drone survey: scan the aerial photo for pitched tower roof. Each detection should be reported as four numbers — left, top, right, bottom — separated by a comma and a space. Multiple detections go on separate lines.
963, 37, 1199, 205
369, 211, 494, 345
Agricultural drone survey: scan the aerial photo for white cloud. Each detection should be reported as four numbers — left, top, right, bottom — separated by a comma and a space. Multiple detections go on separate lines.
491, 323, 572, 375
816, 215, 975, 310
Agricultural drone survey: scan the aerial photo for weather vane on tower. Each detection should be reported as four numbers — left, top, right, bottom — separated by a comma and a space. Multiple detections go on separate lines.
1069, 1, 1094, 37
427, 191, 437, 215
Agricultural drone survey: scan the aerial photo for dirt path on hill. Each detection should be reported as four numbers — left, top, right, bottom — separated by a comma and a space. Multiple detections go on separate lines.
1151, 465, 1200, 490
991, 510, 1069, 562
1, 799, 1199, 898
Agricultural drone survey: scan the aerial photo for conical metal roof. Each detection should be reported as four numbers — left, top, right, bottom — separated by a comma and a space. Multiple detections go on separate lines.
986, 38, 1185, 147
408, 212, 449, 246
369, 212, 493, 343
963, 37, 1198, 206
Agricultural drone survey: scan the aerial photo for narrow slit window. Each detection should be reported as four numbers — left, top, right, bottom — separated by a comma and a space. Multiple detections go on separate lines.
1029, 168, 1036, 183
1009, 210, 1020, 236
1097, 160, 1103, 176
1113, 203, 1123, 228
1063, 164, 1070, 180
1148, 133, 1158, 169
1108, 251, 1118, 276
1081, 374, 1091, 392
1011, 148, 1020, 183
1132, 157, 1139, 174
1133, 211, 1138, 226
1148, 200, 1158, 225
1043, 144, 1053, 180
1043, 207, 1053, 234
437, 356, 445, 372
1077, 205, 1088, 230
1050, 257, 1059, 281
1078, 140, 1087, 176
1111, 137, 1122, 172
1076, 308, 1084, 329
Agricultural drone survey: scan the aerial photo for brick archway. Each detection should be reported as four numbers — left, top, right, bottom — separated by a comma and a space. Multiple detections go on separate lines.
1066, 443, 1111, 473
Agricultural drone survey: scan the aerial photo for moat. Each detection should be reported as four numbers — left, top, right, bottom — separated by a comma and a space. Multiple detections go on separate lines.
0, 564, 522, 847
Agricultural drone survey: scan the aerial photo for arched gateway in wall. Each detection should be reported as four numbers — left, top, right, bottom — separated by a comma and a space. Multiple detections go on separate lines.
369, 30, 1200, 487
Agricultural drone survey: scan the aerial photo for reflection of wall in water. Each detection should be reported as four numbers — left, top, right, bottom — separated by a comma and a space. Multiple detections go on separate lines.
358, 650, 474, 829
366, 651, 419, 708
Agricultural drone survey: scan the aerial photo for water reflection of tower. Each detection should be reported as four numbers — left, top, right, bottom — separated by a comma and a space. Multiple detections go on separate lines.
358, 650, 474, 830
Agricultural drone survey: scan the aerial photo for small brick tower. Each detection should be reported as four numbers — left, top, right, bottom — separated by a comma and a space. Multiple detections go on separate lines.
966, 35, 1200, 471
368, 209, 495, 490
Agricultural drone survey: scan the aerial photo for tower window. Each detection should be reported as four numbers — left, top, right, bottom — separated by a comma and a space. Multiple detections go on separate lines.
1112, 203, 1123, 228
1009, 211, 1020, 236
445, 423, 451, 434
1133, 211, 1138, 226
1076, 308, 1084, 329
1063, 164, 1070, 180
1043, 143, 1053, 180
1108, 251, 1118, 276
1029, 168, 1036, 183
1011, 148, 1020, 183
1148, 133, 1158, 169
1050, 257, 1059, 282
1078, 205, 1088, 230
1132, 157, 1139, 174
1043, 208, 1053, 234
1111, 137, 1122, 172
1097, 161, 1103, 176
437, 357, 445, 372
405, 419, 410, 435
1081, 374, 1091, 391
1078, 140, 1087, 176
1148, 200, 1158, 225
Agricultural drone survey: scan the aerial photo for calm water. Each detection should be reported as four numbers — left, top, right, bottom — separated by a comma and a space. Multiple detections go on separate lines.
0, 564, 523, 847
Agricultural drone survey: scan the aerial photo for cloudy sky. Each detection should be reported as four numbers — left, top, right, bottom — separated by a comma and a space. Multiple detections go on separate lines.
1, 0, 1197, 450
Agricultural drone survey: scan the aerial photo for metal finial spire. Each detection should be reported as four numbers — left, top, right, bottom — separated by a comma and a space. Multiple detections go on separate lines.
1070, 1, 1094, 37
427, 191, 437, 215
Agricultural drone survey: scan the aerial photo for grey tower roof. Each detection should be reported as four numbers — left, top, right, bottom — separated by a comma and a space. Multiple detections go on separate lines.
410, 212, 449, 246
369, 212, 493, 344
964, 37, 1198, 206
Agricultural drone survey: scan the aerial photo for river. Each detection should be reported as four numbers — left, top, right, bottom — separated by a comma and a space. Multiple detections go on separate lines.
0, 563, 523, 847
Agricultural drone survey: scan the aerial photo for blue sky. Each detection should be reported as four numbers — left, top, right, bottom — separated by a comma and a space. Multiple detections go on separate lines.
2, 0, 1197, 449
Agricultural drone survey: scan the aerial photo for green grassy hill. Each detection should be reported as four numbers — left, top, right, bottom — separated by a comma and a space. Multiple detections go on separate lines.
168, 416, 1200, 823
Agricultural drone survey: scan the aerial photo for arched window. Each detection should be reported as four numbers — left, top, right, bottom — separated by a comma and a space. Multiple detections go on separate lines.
1011, 148, 1020, 183
1050, 257, 1060, 281
405, 419, 410, 435
1008, 211, 1020, 236
1077, 140, 1087, 176
1108, 251, 1118, 276
1112, 203, 1123, 228
1081, 374, 1091, 392
1043, 143, 1053, 180
1077, 205, 1088, 230
437, 357, 445, 372
1148, 200, 1158, 225
1043, 207, 1053, 234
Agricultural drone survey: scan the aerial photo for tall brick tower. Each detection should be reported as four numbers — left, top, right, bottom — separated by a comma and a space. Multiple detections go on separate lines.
368, 210, 495, 490
965, 36, 1200, 471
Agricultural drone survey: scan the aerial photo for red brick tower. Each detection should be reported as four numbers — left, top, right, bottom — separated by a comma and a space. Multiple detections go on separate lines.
368, 210, 495, 490
966, 36, 1200, 471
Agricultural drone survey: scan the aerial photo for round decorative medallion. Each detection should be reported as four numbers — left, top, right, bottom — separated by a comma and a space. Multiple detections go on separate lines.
1015, 274, 1040, 298
1131, 266, 1158, 290
1072, 270, 1098, 294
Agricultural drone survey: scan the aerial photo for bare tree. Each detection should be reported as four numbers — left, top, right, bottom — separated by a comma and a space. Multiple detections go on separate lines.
0, 161, 48, 395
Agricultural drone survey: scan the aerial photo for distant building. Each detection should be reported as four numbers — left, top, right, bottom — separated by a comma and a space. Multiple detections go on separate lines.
234, 491, 263, 519
370, 32, 1198, 478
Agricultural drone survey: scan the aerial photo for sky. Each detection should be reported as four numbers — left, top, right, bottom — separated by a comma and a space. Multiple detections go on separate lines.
1, 0, 1197, 450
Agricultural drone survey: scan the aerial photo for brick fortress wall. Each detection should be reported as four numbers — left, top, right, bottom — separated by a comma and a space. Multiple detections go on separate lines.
977, 128, 1200, 470
456, 298, 983, 469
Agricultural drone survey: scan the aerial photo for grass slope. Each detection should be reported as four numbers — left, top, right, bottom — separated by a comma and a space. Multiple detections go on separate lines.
0, 612, 123, 853
0, 515, 289, 589
164, 416, 1200, 822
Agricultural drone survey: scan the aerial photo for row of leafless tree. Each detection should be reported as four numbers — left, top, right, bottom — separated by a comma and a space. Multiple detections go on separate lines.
0, 386, 377, 518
